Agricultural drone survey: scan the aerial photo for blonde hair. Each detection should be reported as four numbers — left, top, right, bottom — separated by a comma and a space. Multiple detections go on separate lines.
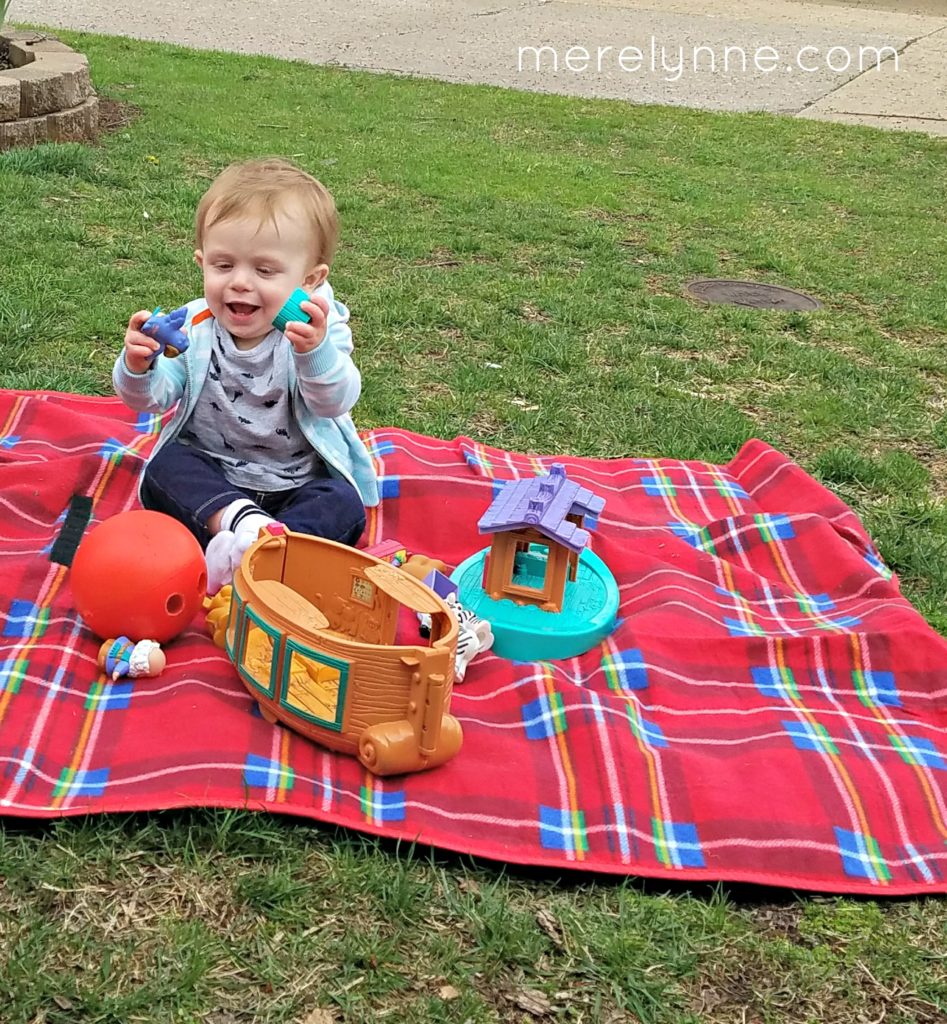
195, 158, 339, 266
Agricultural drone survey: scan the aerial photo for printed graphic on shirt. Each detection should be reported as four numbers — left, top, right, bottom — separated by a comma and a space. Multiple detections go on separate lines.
178, 326, 324, 490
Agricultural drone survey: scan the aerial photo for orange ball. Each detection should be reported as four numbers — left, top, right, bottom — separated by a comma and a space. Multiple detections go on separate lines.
71, 510, 207, 643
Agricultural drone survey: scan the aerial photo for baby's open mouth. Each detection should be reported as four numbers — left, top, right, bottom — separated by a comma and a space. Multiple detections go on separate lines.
227, 302, 260, 317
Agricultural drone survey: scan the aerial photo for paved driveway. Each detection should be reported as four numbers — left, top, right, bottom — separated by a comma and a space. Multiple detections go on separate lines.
11, 0, 947, 133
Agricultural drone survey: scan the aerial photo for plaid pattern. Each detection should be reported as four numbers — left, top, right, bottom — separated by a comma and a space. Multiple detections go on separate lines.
1, 391, 946, 895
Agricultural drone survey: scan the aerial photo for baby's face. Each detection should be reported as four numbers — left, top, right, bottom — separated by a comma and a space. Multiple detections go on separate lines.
196, 205, 324, 346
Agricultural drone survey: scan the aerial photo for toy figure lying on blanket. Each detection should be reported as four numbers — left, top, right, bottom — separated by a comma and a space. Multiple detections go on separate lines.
97, 637, 166, 680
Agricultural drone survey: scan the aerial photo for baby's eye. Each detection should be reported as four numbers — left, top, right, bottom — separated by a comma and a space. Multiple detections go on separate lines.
214, 262, 232, 271
257, 267, 275, 276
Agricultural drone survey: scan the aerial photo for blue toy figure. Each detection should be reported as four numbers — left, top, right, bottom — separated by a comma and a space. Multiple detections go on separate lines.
141, 305, 189, 360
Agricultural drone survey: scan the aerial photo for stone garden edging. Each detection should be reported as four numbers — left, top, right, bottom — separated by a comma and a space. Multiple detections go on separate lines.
0, 30, 99, 150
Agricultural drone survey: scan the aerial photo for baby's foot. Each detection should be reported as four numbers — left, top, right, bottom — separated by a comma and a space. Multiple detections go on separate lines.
205, 523, 273, 594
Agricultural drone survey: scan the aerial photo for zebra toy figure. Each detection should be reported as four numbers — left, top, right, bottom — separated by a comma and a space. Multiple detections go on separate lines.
418, 594, 494, 682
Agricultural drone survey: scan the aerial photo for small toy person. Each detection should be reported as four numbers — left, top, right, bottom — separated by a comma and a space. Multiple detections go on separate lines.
97, 637, 166, 680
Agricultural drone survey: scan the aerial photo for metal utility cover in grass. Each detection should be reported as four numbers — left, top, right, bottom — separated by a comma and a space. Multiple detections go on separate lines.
685, 279, 822, 311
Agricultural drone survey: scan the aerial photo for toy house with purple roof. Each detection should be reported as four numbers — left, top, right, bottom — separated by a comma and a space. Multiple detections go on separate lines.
477, 464, 605, 613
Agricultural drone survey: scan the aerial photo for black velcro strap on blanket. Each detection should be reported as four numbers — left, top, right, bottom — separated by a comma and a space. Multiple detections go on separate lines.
49, 494, 93, 566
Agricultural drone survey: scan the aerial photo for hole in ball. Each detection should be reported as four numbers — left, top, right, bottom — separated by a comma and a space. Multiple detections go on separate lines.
166, 593, 184, 615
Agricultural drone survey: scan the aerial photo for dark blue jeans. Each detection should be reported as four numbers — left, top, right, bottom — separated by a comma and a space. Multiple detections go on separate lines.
140, 441, 366, 550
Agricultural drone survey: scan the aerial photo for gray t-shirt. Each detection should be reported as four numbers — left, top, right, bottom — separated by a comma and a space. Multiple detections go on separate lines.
179, 325, 323, 491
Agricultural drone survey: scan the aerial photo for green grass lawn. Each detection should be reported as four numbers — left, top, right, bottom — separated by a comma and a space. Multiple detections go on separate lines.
1, 29, 946, 1024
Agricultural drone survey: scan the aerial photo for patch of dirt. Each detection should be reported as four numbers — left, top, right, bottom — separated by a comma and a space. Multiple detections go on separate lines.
520, 302, 552, 323
885, 327, 947, 351
751, 902, 807, 943
644, 273, 674, 295
686, 942, 913, 1024
660, 344, 740, 369
412, 246, 494, 270
879, 436, 947, 500
0, 41, 11, 72
183, 154, 217, 181
583, 208, 652, 226
414, 245, 460, 268
786, 333, 878, 368
96, 97, 142, 136
490, 124, 543, 146
465, 407, 504, 439
357, 174, 438, 211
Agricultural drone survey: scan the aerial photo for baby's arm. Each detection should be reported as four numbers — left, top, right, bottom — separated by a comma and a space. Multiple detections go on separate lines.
292, 284, 362, 419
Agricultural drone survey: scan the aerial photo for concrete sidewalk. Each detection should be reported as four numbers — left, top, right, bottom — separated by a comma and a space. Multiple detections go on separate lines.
12, 0, 947, 135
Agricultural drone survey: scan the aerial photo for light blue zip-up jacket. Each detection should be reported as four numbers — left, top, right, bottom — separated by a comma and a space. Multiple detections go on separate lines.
112, 281, 380, 507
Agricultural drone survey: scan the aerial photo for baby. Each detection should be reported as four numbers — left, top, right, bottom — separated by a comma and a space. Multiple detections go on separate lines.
113, 158, 379, 592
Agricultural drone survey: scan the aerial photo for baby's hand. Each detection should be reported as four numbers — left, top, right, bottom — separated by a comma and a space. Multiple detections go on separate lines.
123, 310, 160, 374
284, 296, 330, 354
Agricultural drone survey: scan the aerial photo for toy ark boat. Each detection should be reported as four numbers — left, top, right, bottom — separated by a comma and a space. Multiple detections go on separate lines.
206, 526, 462, 775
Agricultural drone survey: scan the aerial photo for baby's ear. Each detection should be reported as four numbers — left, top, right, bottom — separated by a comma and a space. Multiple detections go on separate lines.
304, 263, 329, 291
194, 248, 204, 268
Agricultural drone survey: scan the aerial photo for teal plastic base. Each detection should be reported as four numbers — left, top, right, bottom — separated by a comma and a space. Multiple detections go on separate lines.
451, 546, 620, 662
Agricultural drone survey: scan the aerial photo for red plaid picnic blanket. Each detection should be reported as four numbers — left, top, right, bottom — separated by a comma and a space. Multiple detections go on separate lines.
2, 389, 947, 895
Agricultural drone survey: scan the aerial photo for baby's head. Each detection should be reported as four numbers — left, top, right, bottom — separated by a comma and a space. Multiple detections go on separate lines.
194, 159, 339, 343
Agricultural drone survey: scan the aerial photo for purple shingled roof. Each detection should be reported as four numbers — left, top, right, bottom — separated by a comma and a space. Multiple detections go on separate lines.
477, 464, 605, 554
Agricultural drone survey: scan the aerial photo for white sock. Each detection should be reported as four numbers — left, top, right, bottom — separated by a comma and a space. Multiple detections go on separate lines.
233, 516, 273, 558
205, 530, 239, 595
205, 516, 275, 594
220, 498, 271, 536
221, 500, 274, 553
205, 500, 275, 594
